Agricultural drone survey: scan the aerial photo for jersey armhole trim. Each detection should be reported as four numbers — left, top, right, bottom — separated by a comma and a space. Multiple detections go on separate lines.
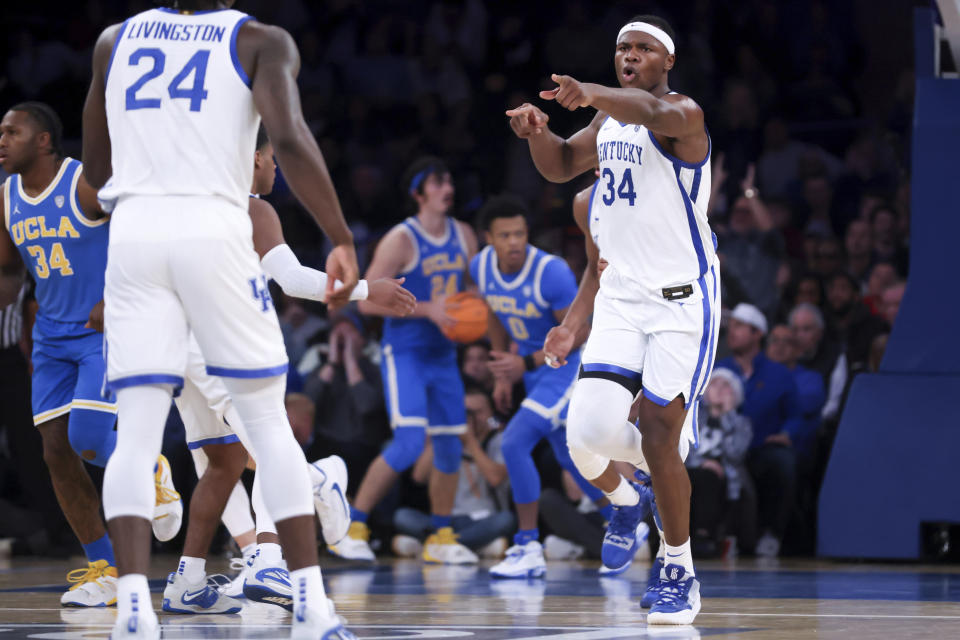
68, 164, 108, 228
230, 15, 255, 88
2, 179, 10, 231
646, 129, 711, 170
397, 224, 420, 276
453, 219, 468, 255
104, 20, 130, 87
532, 253, 553, 308
477, 246, 490, 294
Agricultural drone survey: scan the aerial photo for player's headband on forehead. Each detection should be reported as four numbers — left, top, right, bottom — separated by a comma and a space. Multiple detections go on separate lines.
409, 168, 433, 193
617, 22, 675, 55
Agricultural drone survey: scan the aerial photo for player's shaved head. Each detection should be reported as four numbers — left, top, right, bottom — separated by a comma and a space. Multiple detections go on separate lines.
10, 101, 63, 158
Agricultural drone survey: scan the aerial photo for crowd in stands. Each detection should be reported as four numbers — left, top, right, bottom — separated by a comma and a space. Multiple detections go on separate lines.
0, 0, 912, 560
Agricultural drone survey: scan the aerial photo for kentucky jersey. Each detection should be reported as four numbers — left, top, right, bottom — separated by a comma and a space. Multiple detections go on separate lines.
102, 7, 259, 209
383, 216, 468, 353
4, 158, 108, 327
587, 178, 601, 252
471, 245, 577, 357
594, 114, 714, 292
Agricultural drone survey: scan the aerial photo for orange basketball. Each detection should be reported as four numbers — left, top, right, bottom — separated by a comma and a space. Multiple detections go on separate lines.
442, 292, 489, 343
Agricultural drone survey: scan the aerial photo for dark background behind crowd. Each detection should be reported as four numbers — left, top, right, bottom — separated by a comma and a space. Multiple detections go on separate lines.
0, 0, 916, 560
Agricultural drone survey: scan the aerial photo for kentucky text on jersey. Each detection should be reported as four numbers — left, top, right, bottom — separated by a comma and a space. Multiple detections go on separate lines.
125, 20, 226, 43
596, 139, 643, 166
9, 216, 79, 244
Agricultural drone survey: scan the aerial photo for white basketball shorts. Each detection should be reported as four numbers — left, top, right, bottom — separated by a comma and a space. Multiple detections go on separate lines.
104, 195, 288, 392
581, 258, 721, 413
174, 332, 239, 449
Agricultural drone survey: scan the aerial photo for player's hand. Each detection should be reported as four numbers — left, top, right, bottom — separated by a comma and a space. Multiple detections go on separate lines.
492, 378, 514, 414
368, 277, 416, 316
325, 243, 360, 311
425, 299, 457, 330
543, 325, 575, 368
505, 103, 550, 138
765, 432, 793, 448
85, 300, 105, 332
489, 350, 526, 384
540, 74, 595, 111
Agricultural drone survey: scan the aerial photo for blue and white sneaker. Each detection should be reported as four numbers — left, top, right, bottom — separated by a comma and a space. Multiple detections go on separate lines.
647, 563, 701, 625
640, 556, 664, 608
162, 571, 242, 614
599, 522, 649, 576
601, 481, 653, 571
489, 541, 547, 579
243, 550, 293, 611
310, 455, 351, 546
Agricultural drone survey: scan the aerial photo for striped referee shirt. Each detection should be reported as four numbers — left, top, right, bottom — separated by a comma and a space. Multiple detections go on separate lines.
0, 285, 26, 350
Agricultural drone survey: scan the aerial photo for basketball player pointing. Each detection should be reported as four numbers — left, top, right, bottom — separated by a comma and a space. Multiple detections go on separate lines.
508, 16, 719, 625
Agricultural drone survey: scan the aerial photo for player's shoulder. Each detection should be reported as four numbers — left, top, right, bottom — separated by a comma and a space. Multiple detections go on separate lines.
248, 195, 278, 217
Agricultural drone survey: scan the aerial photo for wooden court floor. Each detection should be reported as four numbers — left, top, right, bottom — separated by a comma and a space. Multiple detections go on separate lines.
0, 555, 958, 639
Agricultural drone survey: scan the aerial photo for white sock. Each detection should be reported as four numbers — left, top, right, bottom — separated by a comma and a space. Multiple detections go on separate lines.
177, 556, 205, 583
258, 542, 283, 564
604, 476, 640, 507
663, 538, 694, 576
290, 565, 326, 614
656, 530, 665, 560
117, 574, 157, 625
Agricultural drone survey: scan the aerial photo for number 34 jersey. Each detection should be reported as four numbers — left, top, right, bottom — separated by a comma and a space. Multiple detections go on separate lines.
103, 7, 258, 210
4, 158, 108, 326
594, 115, 714, 294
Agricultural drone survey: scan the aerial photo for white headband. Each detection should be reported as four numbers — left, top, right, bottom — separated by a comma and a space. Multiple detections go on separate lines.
617, 22, 675, 55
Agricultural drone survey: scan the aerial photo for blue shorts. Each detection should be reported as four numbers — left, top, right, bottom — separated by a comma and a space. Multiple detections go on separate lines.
518, 350, 581, 429
380, 343, 466, 435
31, 319, 117, 426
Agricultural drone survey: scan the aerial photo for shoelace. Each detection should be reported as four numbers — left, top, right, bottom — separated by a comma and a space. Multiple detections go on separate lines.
655, 578, 688, 607
503, 545, 524, 562
229, 557, 247, 572
65, 563, 110, 590
205, 573, 232, 588
155, 482, 181, 505
607, 504, 640, 540
434, 529, 462, 545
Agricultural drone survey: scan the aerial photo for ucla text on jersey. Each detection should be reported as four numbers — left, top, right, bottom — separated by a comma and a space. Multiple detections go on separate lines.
4, 158, 108, 327
383, 217, 468, 352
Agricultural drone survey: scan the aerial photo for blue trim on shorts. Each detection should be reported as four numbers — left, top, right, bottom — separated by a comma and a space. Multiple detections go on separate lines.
581, 362, 642, 381
106, 374, 184, 392
206, 363, 288, 378
230, 16, 254, 87
642, 388, 674, 407
187, 434, 240, 450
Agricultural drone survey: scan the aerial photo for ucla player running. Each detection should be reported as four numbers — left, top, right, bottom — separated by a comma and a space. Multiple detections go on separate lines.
507, 15, 717, 624
335, 156, 478, 564
83, 2, 359, 638
469, 195, 610, 579
0, 103, 181, 609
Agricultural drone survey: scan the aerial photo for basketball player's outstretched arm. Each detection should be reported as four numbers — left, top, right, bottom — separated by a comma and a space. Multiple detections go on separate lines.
0, 185, 26, 306
249, 198, 414, 314
543, 187, 600, 367
540, 74, 708, 164
505, 104, 603, 183
236, 22, 358, 308
81, 24, 122, 190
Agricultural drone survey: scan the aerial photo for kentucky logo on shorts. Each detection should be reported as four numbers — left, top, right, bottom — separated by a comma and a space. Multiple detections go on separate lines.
249, 275, 273, 312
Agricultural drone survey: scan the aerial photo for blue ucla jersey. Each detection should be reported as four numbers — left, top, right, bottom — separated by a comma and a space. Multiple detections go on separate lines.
470, 245, 578, 357
383, 216, 468, 353
4, 158, 109, 329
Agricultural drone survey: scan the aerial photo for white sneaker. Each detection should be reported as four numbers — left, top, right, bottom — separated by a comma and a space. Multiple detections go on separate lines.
153, 454, 183, 542
110, 613, 160, 639
478, 536, 508, 559
328, 522, 376, 562
243, 550, 293, 610
755, 532, 781, 558
218, 557, 249, 599
543, 535, 584, 560
391, 534, 423, 558
489, 541, 546, 579
309, 456, 351, 546
422, 527, 478, 565
61, 560, 118, 607
162, 571, 241, 614
291, 601, 356, 640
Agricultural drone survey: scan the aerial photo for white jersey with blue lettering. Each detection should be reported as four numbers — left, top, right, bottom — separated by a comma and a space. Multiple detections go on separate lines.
594, 113, 714, 295
102, 7, 258, 210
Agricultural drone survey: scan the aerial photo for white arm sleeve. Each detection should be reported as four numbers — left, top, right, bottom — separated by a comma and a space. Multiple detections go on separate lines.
260, 244, 368, 302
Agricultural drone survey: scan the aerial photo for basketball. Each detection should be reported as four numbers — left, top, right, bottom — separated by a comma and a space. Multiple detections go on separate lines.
442, 292, 489, 343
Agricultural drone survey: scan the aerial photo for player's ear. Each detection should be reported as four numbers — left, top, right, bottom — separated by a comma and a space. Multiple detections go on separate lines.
36, 131, 52, 155
484, 230, 493, 246
253, 149, 262, 169
664, 53, 676, 72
